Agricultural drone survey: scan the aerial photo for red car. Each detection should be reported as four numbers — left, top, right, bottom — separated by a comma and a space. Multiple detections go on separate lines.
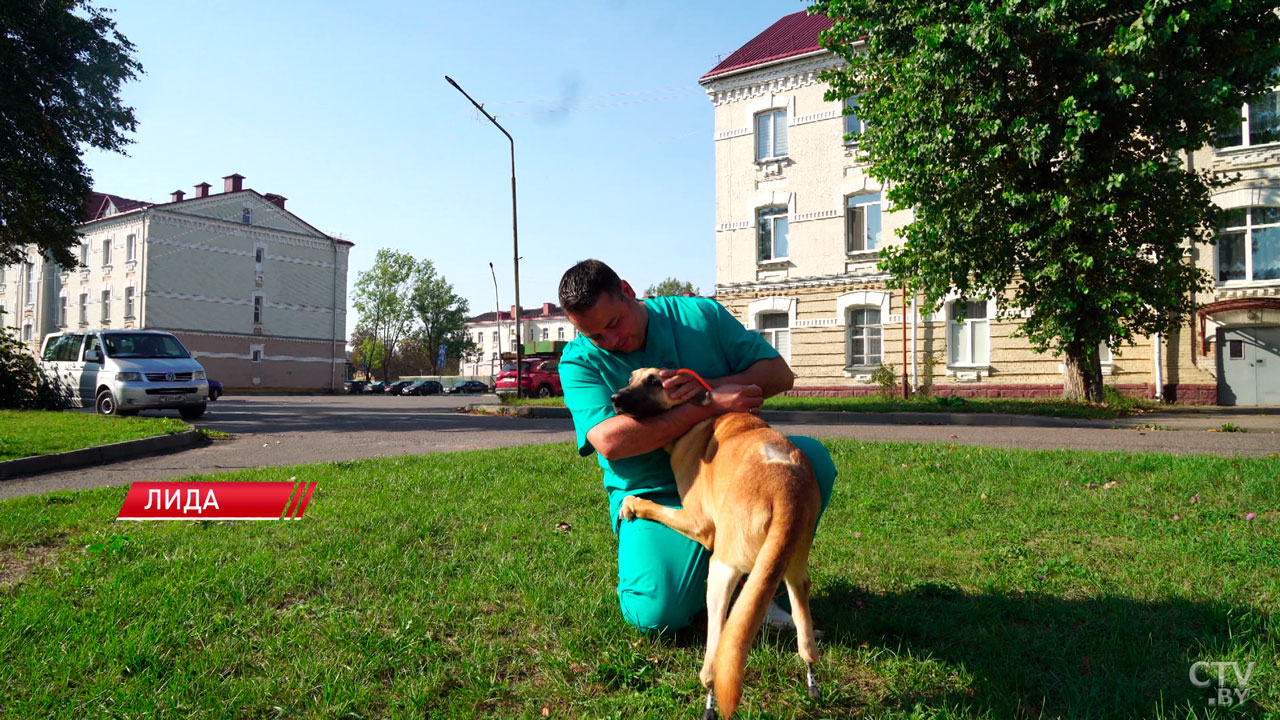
494, 358, 561, 398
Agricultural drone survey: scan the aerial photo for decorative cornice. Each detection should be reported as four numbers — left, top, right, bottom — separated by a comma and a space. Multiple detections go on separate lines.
151, 213, 338, 252
703, 53, 845, 107
717, 272, 894, 296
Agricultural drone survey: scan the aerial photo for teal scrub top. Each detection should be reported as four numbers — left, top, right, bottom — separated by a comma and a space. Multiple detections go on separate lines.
560, 296, 779, 523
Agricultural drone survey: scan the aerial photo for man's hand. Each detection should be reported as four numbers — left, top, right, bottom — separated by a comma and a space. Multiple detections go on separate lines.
706, 383, 763, 415
659, 369, 708, 405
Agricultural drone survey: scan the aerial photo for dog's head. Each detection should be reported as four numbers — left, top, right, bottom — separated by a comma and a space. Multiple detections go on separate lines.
611, 367, 675, 419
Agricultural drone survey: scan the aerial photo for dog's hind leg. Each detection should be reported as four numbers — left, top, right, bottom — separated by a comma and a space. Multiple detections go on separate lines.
784, 551, 820, 698
701, 558, 742, 690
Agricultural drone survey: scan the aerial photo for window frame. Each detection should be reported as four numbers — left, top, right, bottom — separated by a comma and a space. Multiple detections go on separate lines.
843, 95, 867, 145
756, 205, 790, 263
1215, 90, 1280, 150
124, 286, 136, 319
126, 234, 136, 263
1216, 206, 1280, 284
754, 108, 788, 162
755, 311, 791, 363
947, 299, 991, 368
102, 239, 111, 268
253, 294, 264, 324
845, 307, 883, 369
100, 289, 111, 322
845, 193, 883, 254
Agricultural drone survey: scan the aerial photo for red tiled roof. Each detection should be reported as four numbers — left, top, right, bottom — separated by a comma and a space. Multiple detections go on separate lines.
83, 192, 151, 222
468, 304, 565, 324
701, 11, 834, 82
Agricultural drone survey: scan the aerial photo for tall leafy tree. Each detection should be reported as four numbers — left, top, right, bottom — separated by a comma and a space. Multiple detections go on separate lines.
644, 277, 700, 297
812, 0, 1280, 401
410, 260, 475, 374
351, 249, 418, 382
1, 1, 142, 268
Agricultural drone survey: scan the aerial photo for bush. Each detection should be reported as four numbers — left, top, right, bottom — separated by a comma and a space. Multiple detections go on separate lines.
871, 363, 897, 398
0, 333, 68, 410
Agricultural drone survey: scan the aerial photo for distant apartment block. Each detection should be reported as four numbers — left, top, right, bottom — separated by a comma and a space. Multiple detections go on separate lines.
0, 174, 352, 392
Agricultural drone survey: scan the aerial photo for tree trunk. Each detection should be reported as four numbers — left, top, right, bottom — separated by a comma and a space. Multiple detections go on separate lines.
1062, 347, 1105, 403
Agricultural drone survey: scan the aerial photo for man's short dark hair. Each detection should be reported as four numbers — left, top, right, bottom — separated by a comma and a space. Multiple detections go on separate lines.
559, 259, 623, 314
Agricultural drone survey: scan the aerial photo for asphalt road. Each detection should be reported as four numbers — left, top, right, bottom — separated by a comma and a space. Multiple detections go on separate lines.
1, 394, 1276, 501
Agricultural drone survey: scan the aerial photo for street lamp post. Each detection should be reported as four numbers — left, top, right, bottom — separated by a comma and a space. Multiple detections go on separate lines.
446, 76, 523, 396
488, 261, 503, 382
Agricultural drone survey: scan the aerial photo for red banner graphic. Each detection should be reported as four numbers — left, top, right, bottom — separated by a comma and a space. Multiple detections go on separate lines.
116, 480, 317, 521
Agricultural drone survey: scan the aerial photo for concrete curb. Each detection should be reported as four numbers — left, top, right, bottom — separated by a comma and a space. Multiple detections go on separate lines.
0, 430, 206, 481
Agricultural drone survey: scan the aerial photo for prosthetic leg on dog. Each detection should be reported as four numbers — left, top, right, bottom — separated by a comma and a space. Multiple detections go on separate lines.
612, 368, 821, 719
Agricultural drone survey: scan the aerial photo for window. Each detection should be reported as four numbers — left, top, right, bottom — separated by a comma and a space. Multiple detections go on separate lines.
846, 194, 883, 253
948, 300, 990, 366
847, 308, 882, 367
126, 234, 136, 262
757, 206, 789, 262
755, 109, 788, 161
251, 349, 262, 362
558, 327, 565, 340
58, 296, 68, 327
843, 96, 867, 143
253, 295, 264, 324
541, 328, 549, 341
23, 324, 32, 342
757, 312, 790, 357
100, 289, 111, 322
79, 243, 88, 266
24, 263, 34, 305
492, 330, 499, 344
255, 246, 265, 264
0, 266, 5, 284
1215, 90, 1280, 149
79, 293, 88, 325
124, 287, 135, 318
102, 239, 111, 267
242, 208, 253, 225
1217, 207, 1280, 282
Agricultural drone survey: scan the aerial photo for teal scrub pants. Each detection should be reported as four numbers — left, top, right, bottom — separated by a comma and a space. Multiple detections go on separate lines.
614, 436, 837, 633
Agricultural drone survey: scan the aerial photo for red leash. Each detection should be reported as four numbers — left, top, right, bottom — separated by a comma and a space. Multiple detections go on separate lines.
675, 368, 714, 404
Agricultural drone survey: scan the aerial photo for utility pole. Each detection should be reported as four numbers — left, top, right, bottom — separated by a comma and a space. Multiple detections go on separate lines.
447, 76, 523, 396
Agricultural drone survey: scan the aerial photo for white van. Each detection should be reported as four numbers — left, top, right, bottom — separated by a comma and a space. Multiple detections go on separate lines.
39, 330, 209, 418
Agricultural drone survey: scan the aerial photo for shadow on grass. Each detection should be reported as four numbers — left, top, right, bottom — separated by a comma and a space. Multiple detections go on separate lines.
812, 578, 1268, 719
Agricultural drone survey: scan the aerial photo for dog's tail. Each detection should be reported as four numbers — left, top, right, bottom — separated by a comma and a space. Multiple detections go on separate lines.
713, 499, 806, 718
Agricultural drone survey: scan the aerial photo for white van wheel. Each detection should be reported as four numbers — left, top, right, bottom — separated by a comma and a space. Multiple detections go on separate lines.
96, 389, 120, 416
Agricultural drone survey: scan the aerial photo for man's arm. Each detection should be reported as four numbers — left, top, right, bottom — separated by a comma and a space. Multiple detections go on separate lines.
661, 356, 794, 406
586, 384, 763, 461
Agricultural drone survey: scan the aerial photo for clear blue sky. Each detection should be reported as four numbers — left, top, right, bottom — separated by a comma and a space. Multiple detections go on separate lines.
82, 1, 812, 341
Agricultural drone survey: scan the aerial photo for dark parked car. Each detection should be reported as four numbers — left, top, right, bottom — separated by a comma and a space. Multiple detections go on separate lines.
402, 380, 443, 396
344, 380, 368, 394
446, 380, 489, 394
366, 381, 389, 394
385, 380, 413, 395
207, 379, 224, 401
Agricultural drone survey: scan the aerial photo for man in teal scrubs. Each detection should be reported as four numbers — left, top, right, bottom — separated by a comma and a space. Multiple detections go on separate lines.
557, 259, 836, 633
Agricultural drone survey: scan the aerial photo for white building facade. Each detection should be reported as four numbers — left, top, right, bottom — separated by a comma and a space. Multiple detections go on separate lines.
461, 302, 577, 378
0, 174, 352, 393
699, 12, 1280, 405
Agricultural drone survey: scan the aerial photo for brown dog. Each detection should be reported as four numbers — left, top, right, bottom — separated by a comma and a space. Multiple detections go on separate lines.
611, 368, 821, 719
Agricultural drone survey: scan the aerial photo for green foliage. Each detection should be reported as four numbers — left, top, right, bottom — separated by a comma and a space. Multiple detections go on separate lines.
350, 249, 419, 381
350, 250, 476, 379
870, 362, 897, 398
0, 333, 67, 410
410, 260, 476, 374
643, 277, 700, 297
0, 1, 142, 268
812, 0, 1280, 400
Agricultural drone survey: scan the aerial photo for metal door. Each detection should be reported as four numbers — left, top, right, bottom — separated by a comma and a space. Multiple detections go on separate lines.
1219, 326, 1280, 406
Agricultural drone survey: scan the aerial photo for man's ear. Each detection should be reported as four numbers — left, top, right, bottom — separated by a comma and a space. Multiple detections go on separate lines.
619, 280, 637, 300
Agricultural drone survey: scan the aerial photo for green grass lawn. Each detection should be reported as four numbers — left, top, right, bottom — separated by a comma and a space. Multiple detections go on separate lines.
0, 441, 1275, 718
0, 410, 190, 461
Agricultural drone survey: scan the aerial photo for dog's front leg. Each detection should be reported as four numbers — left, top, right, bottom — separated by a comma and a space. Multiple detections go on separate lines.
619, 495, 715, 550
